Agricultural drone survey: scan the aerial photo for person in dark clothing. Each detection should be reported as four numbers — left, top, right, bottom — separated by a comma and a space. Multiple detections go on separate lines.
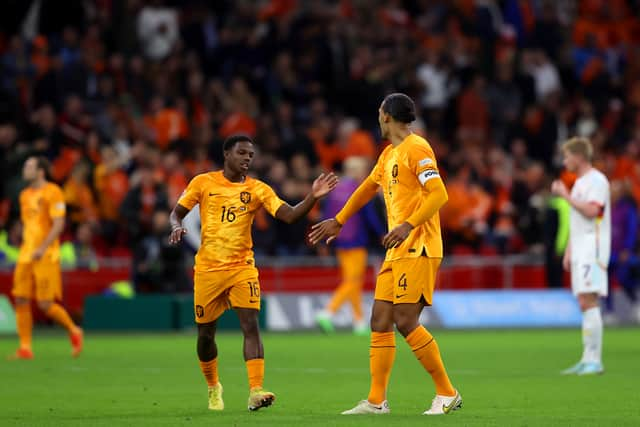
133, 209, 189, 293
605, 180, 640, 323
120, 164, 169, 242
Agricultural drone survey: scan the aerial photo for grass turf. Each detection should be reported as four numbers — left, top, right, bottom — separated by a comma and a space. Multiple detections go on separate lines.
1, 328, 639, 426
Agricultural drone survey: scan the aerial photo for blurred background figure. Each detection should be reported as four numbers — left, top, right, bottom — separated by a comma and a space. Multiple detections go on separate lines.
0, 219, 21, 265
60, 222, 99, 271
604, 180, 640, 324
315, 157, 385, 335
133, 209, 188, 293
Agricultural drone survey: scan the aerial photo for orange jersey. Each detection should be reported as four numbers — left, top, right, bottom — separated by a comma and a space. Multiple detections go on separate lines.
177, 171, 285, 272
63, 177, 98, 224
370, 134, 443, 260
18, 182, 66, 263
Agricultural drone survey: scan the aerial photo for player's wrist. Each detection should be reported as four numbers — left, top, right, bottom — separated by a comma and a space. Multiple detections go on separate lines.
333, 216, 343, 227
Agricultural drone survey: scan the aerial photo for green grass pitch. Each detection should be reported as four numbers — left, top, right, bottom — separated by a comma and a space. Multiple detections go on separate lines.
1, 328, 639, 426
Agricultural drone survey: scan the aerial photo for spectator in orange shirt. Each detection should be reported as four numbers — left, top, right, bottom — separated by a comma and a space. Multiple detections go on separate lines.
440, 166, 492, 252
336, 118, 377, 161
161, 151, 189, 207
63, 162, 98, 228
309, 117, 342, 171
94, 145, 129, 242
143, 96, 189, 150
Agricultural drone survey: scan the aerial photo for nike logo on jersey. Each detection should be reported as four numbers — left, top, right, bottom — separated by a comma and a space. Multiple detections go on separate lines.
395, 294, 407, 298
209, 193, 220, 196
249, 299, 259, 304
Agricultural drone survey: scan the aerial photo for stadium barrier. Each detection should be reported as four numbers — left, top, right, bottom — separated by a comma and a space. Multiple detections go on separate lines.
10, 255, 639, 330
0, 295, 16, 334
265, 289, 583, 330
82, 294, 266, 331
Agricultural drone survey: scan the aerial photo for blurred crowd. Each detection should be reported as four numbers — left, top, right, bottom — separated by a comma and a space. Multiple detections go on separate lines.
1, 0, 640, 282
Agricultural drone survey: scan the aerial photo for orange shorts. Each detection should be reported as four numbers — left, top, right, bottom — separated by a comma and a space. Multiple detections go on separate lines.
374, 256, 441, 305
12, 261, 63, 301
193, 266, 260, 323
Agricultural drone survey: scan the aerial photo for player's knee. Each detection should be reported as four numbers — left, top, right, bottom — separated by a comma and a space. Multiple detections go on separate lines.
37, 300, 53, 313
392, 312, 418, 337
240, 317, 259, 337
370, 316, 393, 332
15, 298, 30, 306
577, 294, 598, 311
197, 322, 216, 341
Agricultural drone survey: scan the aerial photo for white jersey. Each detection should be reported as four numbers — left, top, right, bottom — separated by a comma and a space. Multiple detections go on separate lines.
568, 168, 611, 296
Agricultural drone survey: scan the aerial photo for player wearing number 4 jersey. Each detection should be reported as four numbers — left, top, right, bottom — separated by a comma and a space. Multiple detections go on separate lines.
169, 135, 337, 412
551, 137, 611, 376
310, 93, 462, 415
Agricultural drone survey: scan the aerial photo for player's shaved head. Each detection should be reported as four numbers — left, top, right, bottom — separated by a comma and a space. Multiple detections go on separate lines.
382, 93, 416, 123
223, 135, 254, 152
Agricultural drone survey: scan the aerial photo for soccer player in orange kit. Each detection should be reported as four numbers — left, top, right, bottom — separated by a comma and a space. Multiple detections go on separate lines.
309, 93, 462, 415
10, 156, 83, 360
169, 135, 337, 412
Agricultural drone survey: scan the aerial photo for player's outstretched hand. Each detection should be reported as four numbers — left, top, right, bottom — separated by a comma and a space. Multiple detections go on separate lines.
311, 172, 339, 199
382, 222, 413, 249
551, 179, 569, 199
308, 218, 342, 245
169, 226, 187, 245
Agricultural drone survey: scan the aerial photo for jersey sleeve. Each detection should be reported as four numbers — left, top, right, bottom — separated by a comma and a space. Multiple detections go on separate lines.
48, 185, 66, 218
408, 142, 440, 186
584, 177, 608, 208
177, 175, 204, 210
255, 181, 286, 218
368, 147, 389, 185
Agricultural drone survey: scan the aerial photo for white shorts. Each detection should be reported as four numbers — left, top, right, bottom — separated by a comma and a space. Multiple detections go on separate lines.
571, 259, 608, 297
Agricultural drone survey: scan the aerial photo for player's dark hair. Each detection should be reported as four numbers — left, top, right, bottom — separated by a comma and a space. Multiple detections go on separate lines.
34, 156, 52, 180
223, 135, 254, 152
382, 93, 416, 123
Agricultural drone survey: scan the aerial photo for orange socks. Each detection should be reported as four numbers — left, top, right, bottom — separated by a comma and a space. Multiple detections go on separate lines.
45, 303, 78, 334
15, 304, 32, 350
199, 358, 219, 387
367, 331, 396, 404
246, 358, 264, 390
405, 326, 455, 396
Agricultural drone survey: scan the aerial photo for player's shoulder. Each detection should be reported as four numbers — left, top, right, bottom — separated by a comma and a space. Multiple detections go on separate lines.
189, 171, 218, 187
407, 133, 431, 150
45, 182, 64, 197
583, 169, 609, 188
401, 134, 436, 165
591, 169, 609, 184
247, 176, 273, 192
404, 134, 434, 152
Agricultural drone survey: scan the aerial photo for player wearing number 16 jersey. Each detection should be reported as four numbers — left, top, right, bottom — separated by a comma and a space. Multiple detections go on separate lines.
169, 135, 337, 412
551, 137, 611, 376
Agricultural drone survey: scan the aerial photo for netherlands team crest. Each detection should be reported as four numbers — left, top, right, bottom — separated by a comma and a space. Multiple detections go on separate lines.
240, 191, 251, 204
392, 164, 399, 178
195, 305, 204, 318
